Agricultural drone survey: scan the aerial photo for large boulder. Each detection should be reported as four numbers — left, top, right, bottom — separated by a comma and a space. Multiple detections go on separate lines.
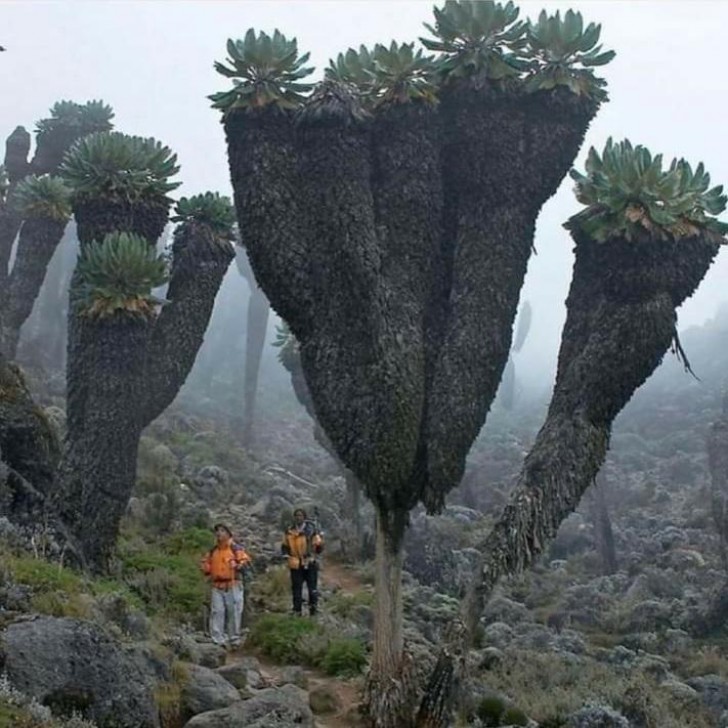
183, 684, 313, 727
0, 616, 163, 727
180, 663, 240, 720
686, 675, 728, 720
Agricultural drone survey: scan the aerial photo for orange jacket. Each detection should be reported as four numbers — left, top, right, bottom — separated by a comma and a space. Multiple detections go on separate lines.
281, 522, 323, 570
201, 539, 251, 585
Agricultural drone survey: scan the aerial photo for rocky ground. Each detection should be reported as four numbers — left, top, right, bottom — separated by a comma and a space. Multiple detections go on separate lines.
1, 309, 728, 727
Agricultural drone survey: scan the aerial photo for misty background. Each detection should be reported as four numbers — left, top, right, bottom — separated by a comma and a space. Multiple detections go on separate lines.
2, 0, 727, 414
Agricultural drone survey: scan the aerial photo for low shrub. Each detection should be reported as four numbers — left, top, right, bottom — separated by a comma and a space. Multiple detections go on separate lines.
248, 614, 321, 663
116, 527, 212, 622
320, 638, 367, 677
328, 590, 373, 619
476, 695, 506, 727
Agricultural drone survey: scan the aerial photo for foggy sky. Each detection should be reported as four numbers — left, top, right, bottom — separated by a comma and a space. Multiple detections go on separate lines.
2, 0, 727, 378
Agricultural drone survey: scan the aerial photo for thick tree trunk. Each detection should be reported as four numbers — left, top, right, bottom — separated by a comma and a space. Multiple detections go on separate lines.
708, 391, 728, 569
417, 232, 721, 726
363, 511, 416, 728
345, 470, 364, 561
141, 222, 234, 428
424, 86, 598, 506
67, 196, 168, 430
225, 109, 310, 336
297, 96, 421, 501
3, 216, 68, 358
61, 196, 169, 569
73, 196, 169, 248
241, 283, 269, 446
59, 316, 149, 570
590, 476, 618, 575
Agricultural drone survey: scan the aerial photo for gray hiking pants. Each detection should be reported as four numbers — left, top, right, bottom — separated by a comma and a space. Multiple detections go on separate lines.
210, 583, 244, 646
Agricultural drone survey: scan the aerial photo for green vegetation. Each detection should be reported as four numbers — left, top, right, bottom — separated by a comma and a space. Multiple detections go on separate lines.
248, 613, 367, 677
74, 232, 168, 318
326, 45, 376, 91
12, 175, 72, 221
0, 547, 141, 620
117, 526, 212, 622
0, 699, 26, 727
421, 0, 528, 81
327, 589, 374, 619
327, 42, 437, 106
523, 10, 614, 99
248, 613, 321, 662
568, 138, 728, 242
210, 29, 315, 113
35, 99, 114, 141
59, 131, 180, 200
171, 192, 236, 240
320, 638, 367, 677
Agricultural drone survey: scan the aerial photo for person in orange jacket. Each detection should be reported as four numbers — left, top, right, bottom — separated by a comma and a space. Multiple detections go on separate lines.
281, 508, 323, 616
201, 523, 251, 647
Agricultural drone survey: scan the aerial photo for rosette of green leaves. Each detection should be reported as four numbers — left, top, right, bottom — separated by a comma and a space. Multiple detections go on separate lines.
420, 0, 528, 82
35, 100, 114, 140
75, 231, 168, 318
371, 42, 438, 106
210, 29, 315, 114
12, 174, 71, 222
326, 45, 377, 94
568, 138, 728, 242
60, 131, 181, 201
171, 192, 236, 241
523, 10, 615, 100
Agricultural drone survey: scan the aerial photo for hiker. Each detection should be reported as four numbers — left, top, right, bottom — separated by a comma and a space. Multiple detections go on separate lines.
200, 523, 251, 648
282, 508, 324, 616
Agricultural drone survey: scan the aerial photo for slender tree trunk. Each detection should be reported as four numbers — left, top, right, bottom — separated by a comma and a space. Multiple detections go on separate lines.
417, 232, 721, 726
345, 470, 364, 561
3, 216, 68, 358
708, 390, 728, 570
140, 222, 234, 428
241, 283, 270, 446
591, 476, 618, 575
363, 511, 416, 728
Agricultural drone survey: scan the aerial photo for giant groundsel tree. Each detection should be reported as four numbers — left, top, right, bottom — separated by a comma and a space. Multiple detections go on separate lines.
212, 2, 614, 723
418, 140, 727, 725
0, 101, 113, 360
57, 133, 235, 569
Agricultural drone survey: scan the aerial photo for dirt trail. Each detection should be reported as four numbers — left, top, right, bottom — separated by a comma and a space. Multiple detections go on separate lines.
320, 558, 366, 595
225, 558, 369, 727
